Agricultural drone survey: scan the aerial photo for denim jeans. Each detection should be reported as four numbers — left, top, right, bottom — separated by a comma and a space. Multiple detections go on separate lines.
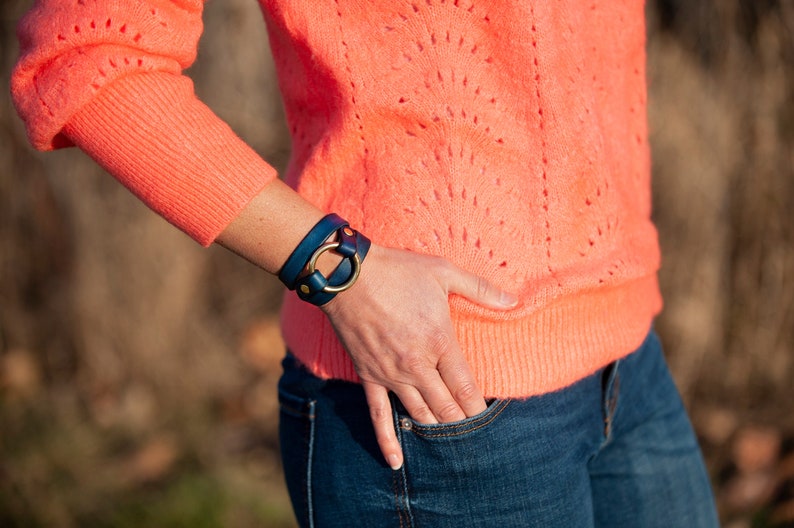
278, 331, 719, 527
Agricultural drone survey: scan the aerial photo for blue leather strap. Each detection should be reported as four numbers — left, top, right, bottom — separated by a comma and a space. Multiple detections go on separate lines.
278, 213, 348, 289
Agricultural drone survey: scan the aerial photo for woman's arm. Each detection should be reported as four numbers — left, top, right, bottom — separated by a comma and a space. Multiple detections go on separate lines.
64, 78, 518, 468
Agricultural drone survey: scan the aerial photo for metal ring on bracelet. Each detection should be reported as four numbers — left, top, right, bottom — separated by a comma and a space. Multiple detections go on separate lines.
278, 213, 348, 289
301, 240, 362, 294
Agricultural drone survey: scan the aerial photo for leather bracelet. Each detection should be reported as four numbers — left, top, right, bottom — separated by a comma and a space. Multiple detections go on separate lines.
295, 228, 371, 305
278, 213, 348, 289
278, 214, 370, 306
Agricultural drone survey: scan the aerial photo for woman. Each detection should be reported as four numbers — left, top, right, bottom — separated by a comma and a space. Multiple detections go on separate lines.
12, 1, 719, 525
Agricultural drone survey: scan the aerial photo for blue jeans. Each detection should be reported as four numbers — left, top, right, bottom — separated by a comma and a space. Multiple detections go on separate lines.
278, 331, 719, 527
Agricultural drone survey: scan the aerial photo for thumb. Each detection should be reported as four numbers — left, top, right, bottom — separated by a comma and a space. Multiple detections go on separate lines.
444, 265, 518, 310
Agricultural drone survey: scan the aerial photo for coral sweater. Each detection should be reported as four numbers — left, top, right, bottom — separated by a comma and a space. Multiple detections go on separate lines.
12, 0, 662, 397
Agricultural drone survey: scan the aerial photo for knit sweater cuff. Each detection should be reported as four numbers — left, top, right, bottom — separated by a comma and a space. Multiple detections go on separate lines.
64, 71, 278, 246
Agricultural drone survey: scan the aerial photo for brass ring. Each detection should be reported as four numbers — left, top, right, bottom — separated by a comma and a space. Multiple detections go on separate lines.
306, 242, 362, 293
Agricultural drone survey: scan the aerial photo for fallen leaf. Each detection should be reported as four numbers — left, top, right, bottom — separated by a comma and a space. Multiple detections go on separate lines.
123, 435, 179, 484
732, 426, 782, 474
0, 349, 42, 398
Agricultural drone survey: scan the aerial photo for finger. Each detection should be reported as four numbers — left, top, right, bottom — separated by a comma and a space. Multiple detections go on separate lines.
362, 381, 403, 470
416, 378, 468, 423
437, 351, 487, 417
397, 371, 466, 424
395, 332, 482, 423
444, 266, 518, 309
396, 332, 467, 423
393, 385, 440, 425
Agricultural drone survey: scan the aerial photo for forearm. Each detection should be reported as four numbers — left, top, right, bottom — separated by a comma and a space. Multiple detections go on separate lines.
215, 178, 326, 275
63, 76, 329, 275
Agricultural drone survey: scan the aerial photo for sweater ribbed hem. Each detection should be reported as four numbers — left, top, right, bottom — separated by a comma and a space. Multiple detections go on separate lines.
280, 273, 662, 398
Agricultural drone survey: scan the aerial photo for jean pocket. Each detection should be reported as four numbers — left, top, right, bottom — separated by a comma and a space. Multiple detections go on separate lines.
397, 398, 511, 439
278, 388, 316, 528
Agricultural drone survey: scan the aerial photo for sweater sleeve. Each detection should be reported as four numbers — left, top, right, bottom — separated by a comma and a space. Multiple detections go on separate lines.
11, 0, 278, 246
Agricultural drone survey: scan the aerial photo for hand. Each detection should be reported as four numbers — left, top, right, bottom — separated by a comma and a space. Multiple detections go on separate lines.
321, 244, 518, 470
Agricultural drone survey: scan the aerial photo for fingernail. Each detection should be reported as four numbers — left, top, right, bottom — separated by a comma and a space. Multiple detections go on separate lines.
388, 454, 402, 471
500, 291, 519, 307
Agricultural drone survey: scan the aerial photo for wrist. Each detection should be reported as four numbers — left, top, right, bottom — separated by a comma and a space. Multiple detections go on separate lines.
278, 214, 370, 306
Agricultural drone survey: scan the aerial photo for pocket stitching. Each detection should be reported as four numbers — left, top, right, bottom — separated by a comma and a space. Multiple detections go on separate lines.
408, 399, 511, 438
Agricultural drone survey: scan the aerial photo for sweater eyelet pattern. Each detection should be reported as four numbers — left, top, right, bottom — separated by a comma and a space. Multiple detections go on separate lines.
13, 0, 663, 397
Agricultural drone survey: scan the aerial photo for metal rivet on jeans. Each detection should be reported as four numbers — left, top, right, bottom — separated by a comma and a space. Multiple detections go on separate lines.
399, 418, 413, 430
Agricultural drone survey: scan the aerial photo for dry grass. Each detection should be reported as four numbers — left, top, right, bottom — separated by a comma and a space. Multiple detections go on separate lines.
1, 1, 792, 526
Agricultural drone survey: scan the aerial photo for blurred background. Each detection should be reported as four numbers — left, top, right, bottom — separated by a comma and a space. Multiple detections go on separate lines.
1, 1, 792, 526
